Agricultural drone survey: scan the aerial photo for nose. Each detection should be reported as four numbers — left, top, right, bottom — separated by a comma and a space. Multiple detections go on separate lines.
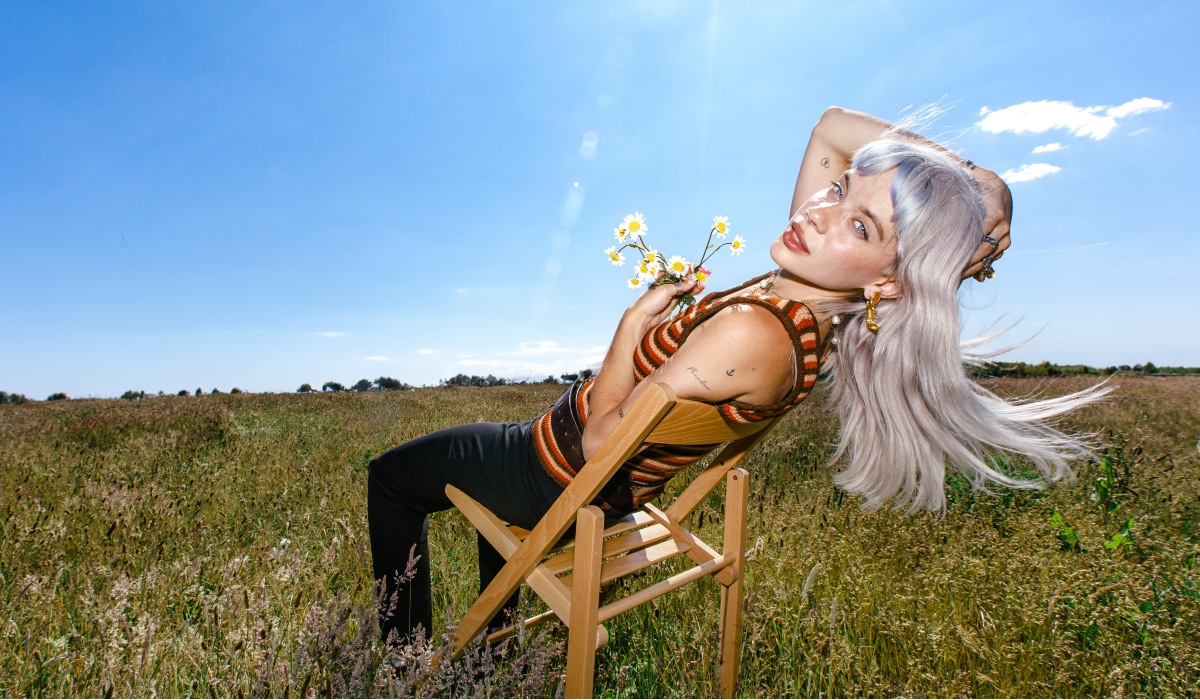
807, 201, 833, 234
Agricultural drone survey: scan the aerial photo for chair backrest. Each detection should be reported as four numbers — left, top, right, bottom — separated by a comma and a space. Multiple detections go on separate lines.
644, 397, 769, 445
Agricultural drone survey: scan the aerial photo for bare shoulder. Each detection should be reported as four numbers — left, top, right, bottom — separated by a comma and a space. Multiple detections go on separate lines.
657, 301, 794, 404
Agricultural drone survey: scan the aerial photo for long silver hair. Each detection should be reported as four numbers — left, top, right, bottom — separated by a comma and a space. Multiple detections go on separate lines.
818, 136, 1107, 513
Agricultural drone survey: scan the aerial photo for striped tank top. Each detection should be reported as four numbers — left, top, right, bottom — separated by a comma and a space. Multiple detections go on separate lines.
532, 274, 825, 510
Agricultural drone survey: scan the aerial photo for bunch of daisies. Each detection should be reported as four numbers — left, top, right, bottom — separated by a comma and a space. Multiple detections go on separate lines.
604, 213, 746, 306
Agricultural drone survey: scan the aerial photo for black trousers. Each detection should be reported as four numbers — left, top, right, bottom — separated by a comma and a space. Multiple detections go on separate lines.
367, 419, 565, 645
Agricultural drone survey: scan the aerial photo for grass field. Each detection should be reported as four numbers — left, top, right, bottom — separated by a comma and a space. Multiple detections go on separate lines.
2, 376, 1198, 697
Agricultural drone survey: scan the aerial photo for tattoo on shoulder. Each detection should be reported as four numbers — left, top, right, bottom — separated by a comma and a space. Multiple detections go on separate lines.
726, 369, 735, 376
820, 157, 830, 168
687, 366, 711, 390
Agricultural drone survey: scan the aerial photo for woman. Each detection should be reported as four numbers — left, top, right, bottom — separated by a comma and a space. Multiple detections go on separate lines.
367, 107, 1099, 645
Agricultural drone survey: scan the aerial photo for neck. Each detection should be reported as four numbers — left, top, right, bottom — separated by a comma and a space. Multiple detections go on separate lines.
765, 268, 859, 303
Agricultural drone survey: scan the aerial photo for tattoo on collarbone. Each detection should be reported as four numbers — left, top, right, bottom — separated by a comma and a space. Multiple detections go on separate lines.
687, 366, 711, 390
820, 157, 830, 168
726, 369, 735, 376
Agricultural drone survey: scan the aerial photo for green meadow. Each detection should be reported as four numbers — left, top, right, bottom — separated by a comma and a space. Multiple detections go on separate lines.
2, 376, 1198, 697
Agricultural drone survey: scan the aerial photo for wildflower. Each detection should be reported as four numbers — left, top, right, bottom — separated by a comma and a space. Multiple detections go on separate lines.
622, 212, 648, 236
730, 235, 746, 255
633, 257, 656, 281
605, 246, 625, 266
627, 277, 644, 289
664, 255, 690, 276
713, 216, 730, 238
695, 266, 710, 282
614, 226, 629, 242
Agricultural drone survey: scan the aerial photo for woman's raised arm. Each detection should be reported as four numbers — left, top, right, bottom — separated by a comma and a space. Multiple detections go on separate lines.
792, 106, 1013, 281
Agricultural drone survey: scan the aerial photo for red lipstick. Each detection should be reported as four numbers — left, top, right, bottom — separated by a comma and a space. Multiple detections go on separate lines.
783, 222, 809, 254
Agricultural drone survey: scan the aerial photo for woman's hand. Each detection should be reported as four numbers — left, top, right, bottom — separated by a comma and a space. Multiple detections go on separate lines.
962, 166, 1013, 281
624, 275, 706, 332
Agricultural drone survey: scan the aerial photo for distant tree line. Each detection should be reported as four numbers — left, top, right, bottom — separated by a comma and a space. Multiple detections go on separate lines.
438, 372, 583, 387
970, 361, 1200, 378
298, 377, 415, 393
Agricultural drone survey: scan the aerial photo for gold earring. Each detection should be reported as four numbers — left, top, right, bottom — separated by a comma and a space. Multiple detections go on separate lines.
865, 292, 881, 333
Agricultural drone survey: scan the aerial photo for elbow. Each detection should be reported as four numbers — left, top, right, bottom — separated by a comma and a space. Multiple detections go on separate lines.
814, 106, 848, 134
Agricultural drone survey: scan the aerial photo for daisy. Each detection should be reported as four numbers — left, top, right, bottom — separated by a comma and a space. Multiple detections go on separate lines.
605, 246, 625, 266
712, 216, 730, 238
622, 212, 648, 236
614, 226, 630, 242
627, 277, 644, 289
664, 255, 690, 276
730, 235, 746, 256
695, 266, 710, 282
633, 257, 656, 281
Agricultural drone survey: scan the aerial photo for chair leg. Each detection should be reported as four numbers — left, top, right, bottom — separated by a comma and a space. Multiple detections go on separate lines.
718, 468, 749, 699
566, 506, 605, 699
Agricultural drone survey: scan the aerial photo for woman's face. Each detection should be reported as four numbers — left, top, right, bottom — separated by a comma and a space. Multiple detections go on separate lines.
770, 167, 900, 296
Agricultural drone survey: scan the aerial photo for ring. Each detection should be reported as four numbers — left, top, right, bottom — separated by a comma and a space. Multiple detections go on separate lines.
981, 256, 996, 279
674, 281, 683, 292
983, 235, 1000, 256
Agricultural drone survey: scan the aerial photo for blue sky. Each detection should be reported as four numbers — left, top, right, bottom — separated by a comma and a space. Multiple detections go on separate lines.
2, 0, 1197, 398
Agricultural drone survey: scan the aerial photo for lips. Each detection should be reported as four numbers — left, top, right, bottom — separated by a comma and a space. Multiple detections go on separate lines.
783, 222, 810, 254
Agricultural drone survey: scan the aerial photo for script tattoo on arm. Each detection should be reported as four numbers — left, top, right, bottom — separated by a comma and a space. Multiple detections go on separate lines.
687, 366, 710, 390
618, 408, 624, 419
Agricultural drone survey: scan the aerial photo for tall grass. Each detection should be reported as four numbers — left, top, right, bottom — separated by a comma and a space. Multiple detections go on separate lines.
1, 378, 1197, 697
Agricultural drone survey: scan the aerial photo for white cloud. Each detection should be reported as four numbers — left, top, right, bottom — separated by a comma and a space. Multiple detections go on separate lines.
1032, 143, 1065, 153
316, 331, 346, 337
1106, 97, 1169, 118
978, 98, 1169, 140
1000, 163, 1062, 183
365, 356, 388, 361
417, 349, 438, 354
457, 340, 608, 378
1129, 128, 1151, 136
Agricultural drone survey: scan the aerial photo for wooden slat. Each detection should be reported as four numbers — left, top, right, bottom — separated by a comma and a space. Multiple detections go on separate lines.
547, 510, 657, 555
596, 553, 736, 624
643, 503, 735, 587
560, 536, 689, 590
645, 400, 766, 445
451, 383, 677, 658
543, 522, 671, 576
566, 507, 605, 699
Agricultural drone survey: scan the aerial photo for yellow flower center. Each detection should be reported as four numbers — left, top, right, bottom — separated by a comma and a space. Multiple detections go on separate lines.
628, 220, 641, 232
610, 251, 619, 260
732, 240, 741, 249
716, 222, 726, 233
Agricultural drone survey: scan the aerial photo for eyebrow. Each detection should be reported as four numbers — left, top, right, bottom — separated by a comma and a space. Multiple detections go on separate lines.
844, 172, 886, 242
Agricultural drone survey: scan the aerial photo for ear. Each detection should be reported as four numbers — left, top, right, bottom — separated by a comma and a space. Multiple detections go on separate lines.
864, 278, 902, 300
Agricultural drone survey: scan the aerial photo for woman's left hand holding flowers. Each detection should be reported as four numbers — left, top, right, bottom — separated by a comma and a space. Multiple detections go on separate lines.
624, 273, 706, 333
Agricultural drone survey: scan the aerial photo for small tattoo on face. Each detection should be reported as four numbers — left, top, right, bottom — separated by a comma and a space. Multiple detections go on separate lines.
820, 157, 830, 168
726, 369, 735, 376
687, 366, 711, 390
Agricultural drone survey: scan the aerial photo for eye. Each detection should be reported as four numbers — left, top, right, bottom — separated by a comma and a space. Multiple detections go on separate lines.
853, 220, 869, 240
830, 181, 844, 199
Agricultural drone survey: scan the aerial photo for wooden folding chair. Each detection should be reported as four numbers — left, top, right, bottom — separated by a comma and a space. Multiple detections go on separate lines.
445, 382, 782, 698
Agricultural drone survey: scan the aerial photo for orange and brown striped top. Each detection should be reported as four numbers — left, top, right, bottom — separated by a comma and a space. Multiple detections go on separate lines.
532, 273, 824, 510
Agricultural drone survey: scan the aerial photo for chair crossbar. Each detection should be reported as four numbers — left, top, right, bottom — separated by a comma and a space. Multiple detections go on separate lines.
546, 510, 658, 555
596, 552, 737, 624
